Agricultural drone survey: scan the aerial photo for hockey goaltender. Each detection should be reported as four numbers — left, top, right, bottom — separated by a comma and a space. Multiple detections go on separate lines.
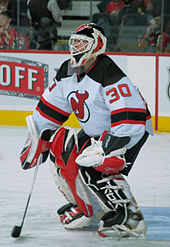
20, 23, 154, 238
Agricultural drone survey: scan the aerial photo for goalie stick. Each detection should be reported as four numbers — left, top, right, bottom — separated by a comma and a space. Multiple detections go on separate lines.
11, 115, 42, 238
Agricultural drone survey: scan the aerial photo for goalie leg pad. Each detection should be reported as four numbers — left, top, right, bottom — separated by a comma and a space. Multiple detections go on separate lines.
50, 160, 92, 227
50, 127, 93, 218
79, 167, 131, 213
50, 127, 79, 179
91, 173, 147, 239
50, 160, 76, 203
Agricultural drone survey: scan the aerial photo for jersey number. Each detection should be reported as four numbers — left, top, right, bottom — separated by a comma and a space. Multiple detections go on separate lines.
106, 84, 131, 103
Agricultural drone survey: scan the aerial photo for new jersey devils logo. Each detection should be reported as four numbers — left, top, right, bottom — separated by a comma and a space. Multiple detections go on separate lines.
67, 90, 90, 123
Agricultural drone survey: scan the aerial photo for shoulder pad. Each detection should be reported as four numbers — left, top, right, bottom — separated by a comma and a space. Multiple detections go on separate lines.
88, 54, 126, 87
56, 59, 71, 81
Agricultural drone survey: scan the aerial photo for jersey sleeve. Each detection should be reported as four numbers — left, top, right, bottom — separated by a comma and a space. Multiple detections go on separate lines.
103, 76, 152, 148
33, 61, 72, 135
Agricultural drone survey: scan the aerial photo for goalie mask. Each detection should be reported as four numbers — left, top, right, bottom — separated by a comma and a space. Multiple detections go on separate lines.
68, 23, 107, 68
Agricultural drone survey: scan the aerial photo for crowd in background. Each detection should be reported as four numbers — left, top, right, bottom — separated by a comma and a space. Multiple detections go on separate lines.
0, 0, 169, 52
93, 0, 170, 52
0, 0, 30, 49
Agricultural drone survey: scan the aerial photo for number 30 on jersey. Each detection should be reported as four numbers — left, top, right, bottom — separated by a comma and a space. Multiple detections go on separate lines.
106, 83, 131, 103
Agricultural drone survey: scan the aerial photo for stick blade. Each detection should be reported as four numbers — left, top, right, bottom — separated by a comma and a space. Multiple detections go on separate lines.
11, 225, 22, 238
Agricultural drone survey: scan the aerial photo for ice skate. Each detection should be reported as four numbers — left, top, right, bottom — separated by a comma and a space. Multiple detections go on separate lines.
97, 209, 147, 239
57, 203, 91, 230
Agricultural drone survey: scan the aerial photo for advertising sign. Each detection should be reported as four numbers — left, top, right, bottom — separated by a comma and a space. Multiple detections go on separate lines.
0, 56, 48, 99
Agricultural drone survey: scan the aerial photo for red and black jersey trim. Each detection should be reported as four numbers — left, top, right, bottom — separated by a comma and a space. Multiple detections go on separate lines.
36, 96, 70, 125
111, 108, 147, 127
146, 104, 152, 120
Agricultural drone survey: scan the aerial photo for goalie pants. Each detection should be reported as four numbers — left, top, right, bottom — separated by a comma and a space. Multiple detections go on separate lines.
122, 131, 149, 175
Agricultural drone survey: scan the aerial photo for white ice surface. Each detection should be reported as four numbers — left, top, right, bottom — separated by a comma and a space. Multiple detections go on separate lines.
0, 126, 170, 247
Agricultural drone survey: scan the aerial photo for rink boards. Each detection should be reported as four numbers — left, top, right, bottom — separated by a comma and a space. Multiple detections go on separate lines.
0, 51, 170, 132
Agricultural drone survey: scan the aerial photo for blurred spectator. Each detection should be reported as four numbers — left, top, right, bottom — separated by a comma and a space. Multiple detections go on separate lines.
57, 0, 72, 10
97, 0, 111, 13
27, 0, 62, 50
118, 0, 135, 25
92, 0, 124, 51
0, 0, 13, 17
0, 0, 9, 13
0, 10, 30, 49
118, 0, 148, 25
105, 0, 124, 25
0, 0, 29, 27
105, 0, 125, 15
31, 16, 58, 50
143, 0, 153, 14
132, 0, 147, 14
0, 10, 16, 49
138, 16, 170, 52
93, 0, 124, 25
27, 0, 62, 29
92, 0, 111, 24
156, 31, 170, 52
9, 0, 29, 26
28, 0, 62, 49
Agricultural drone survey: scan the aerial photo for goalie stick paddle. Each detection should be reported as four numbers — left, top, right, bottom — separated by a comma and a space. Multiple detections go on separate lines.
11, 115, 42, 238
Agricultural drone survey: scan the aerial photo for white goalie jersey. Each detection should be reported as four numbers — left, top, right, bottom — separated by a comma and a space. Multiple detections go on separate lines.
33, 54, 153, 149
